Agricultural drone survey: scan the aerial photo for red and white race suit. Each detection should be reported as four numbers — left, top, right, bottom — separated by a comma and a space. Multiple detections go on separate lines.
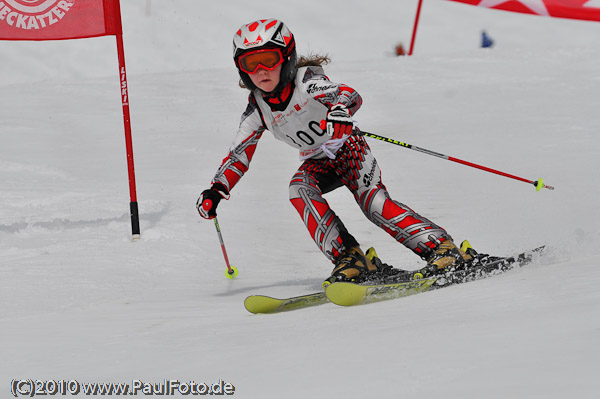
211, 66, 451, 262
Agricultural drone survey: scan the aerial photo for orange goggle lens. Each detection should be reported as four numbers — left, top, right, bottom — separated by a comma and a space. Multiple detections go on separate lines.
238, 49, 283, 74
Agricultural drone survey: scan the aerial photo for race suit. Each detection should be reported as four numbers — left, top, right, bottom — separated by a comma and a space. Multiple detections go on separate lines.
211, 66, 451, 262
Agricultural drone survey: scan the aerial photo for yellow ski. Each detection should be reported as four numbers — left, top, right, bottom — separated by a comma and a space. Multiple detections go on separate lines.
325, 279, 437, 306
244, 292, 328, 314
326, 245, 545, 307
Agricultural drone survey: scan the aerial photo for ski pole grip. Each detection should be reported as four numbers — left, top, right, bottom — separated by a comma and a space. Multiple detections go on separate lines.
202, 199, 213, 212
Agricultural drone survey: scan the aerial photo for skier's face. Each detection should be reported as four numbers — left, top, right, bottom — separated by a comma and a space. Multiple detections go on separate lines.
249, 64, 282, 93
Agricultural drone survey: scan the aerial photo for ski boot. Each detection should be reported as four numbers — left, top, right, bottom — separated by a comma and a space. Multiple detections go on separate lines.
322, 247, 409, 288
322, 247, 377, 289
413, 239, 473, 280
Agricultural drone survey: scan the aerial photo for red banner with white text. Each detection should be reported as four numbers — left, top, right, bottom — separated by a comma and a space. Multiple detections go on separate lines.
0, 0, 122, 40
0, 0, 139, 238
446, 0, 600, 22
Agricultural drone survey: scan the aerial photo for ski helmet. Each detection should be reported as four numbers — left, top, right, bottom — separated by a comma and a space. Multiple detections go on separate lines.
233, 19, 297, 91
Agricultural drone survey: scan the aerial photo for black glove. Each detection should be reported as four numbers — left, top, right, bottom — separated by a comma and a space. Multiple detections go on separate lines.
197, 183, 229, 219
323, 104, 353, 139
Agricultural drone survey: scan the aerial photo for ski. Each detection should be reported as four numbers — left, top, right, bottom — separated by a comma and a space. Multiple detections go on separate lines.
325, 279, 436, 307
244, 291, 328, 314
325, 245, 545, 307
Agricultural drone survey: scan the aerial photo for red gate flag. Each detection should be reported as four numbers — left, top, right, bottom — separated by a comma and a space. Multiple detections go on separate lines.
446, 0, 600, 22
0, 0, 122, 40
0, 0, 140, 240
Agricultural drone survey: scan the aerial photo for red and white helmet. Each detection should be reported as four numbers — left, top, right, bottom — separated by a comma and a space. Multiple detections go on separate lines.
233, 19, 297, 91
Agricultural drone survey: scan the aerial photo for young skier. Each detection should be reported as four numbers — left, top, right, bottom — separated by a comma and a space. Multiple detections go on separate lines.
197, 19, 473, 286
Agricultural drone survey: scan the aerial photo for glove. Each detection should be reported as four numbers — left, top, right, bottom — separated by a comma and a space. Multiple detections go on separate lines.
197, 183, 229, 219
322, 104, 354, 139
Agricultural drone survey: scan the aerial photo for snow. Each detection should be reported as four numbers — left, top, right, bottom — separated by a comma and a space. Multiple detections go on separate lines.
1, 0, 599, 398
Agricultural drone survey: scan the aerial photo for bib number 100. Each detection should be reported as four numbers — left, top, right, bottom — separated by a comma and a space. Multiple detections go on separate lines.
286, 121, 326, 147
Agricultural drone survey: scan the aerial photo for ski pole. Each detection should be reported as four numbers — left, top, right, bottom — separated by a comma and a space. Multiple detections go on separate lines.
202, 200, 239, 279
359, 130, 554, 191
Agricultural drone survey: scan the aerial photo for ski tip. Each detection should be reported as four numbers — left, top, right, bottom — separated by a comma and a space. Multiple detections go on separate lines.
244, 295, 280, 314
325, 282, 367, 306
532, 244, 546, 253
244, 292, 329, 314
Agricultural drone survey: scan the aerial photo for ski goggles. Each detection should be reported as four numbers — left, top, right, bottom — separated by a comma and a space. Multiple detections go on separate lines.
238, 48, 284, 74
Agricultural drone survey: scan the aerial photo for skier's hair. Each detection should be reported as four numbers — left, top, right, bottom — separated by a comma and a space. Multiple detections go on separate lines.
238, 53, 330, 89
297, 53, 330, 68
